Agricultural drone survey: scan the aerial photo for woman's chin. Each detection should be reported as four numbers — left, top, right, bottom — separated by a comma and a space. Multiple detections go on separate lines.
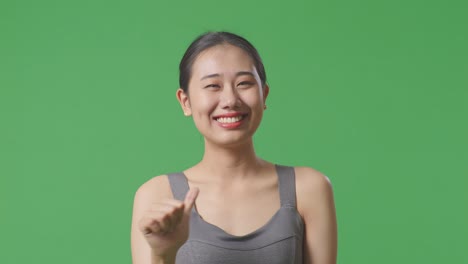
205, 134, 253, 148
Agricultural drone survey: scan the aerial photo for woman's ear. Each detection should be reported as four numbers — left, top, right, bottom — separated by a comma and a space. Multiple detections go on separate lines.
262, 84, 270, 106
176, 88, 192, 116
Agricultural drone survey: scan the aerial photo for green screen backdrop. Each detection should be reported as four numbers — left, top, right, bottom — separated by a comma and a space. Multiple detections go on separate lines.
1, 0, 467, 263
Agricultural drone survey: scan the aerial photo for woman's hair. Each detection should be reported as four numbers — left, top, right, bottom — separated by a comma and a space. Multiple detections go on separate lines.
179, 31, 267, 93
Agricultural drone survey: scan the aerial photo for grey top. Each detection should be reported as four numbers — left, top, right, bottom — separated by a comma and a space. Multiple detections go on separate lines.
167, 164, 304, 264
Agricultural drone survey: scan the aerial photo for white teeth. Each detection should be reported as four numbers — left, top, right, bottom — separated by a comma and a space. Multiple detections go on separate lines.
216, 115, 244, 123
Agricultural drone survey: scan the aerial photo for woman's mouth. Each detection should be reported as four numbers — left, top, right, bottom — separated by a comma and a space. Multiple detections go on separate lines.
213, 113, 248, 128
215, 115, 245, 123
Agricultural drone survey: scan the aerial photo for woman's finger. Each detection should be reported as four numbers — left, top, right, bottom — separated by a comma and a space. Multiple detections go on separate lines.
142, 210, 173, 235
139, 214, 162, 235
149, 200, 184, 211
184, 187, 199, 215
167, 204, 185, 232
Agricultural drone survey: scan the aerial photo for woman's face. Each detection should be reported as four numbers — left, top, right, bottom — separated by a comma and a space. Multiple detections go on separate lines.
177, 44, 269, 147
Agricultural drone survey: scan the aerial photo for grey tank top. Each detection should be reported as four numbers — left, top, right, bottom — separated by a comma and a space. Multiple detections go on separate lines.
167, 164, 304, 264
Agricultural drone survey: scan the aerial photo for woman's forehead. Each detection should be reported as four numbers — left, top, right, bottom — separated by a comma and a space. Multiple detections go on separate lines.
191, 45, 257, 78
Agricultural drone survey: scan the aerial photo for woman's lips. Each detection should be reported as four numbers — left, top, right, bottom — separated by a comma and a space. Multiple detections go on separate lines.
213, 113, 248, 129
212, 112, 247, 119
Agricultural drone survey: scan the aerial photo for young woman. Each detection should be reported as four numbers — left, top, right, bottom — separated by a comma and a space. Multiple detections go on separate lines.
131, 32, 337, 264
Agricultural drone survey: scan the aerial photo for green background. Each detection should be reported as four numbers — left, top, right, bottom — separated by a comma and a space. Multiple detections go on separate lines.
1, 0, 467, 263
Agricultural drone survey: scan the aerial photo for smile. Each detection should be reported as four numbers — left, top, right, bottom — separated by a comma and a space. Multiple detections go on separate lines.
213, 113, 248, 129
215, 115, 245, 123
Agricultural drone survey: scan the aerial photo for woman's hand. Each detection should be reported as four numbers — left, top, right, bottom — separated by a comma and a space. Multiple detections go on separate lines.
138, 187, 199, 259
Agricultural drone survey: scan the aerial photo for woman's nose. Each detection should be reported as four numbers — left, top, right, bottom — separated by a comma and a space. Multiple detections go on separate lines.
220, 85, 240, 108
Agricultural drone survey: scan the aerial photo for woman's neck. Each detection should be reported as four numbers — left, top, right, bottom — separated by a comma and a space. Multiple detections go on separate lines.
195, 139, 267, 183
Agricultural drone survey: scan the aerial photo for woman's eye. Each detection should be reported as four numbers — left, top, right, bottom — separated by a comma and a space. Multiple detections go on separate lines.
205, 84, 220, 88
237, 81, 253, 87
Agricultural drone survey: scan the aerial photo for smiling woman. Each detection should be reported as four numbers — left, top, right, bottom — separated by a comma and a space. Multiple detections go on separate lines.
178, 43, 266, 147
130, 32, 337, 264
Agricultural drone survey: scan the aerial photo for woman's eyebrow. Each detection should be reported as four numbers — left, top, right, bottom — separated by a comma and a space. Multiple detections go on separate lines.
236, 71, 255, 77
200, 73, 220, 80
200, 71, 254, 80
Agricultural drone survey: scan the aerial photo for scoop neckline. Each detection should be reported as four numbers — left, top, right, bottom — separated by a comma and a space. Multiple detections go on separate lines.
179, 166, 284, 239
193, 203, 285, 239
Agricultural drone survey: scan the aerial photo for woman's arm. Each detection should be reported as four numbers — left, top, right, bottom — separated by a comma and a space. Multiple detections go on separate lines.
131, 175, 176, 264
131, 175, 199, 264
296, 167, 338, 264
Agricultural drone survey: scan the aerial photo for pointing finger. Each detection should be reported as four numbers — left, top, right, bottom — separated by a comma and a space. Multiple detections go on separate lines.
184, 187, 199, 215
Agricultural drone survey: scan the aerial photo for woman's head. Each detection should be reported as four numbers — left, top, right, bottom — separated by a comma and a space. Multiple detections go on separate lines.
179, 31, 267, 93
176, 31, 269, 147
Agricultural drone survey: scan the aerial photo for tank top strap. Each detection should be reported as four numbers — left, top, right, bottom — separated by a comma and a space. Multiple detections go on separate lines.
167, 172, 189, 201
168, 165, 297, 207
275, 164, 297, 208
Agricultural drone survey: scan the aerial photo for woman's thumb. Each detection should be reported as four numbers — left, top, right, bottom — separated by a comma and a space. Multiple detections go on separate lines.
184, 187, 199, 215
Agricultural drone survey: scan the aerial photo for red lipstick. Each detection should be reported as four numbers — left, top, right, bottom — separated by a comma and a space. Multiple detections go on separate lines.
213, 112, 248, 129
212, 112, 246, 118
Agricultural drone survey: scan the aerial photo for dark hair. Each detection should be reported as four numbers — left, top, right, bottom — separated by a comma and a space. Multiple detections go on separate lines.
179, 31, 267, 93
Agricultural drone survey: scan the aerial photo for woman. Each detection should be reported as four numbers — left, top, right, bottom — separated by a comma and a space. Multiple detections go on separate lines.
131, 31, 337, 264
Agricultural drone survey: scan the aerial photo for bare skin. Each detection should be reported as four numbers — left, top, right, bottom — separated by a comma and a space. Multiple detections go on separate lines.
130, 44, 337, 264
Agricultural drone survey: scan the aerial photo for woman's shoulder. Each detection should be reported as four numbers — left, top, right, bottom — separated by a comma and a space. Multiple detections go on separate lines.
134, 174, 174, 203
293, 166, 332, 190
291, 166, 335, 217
